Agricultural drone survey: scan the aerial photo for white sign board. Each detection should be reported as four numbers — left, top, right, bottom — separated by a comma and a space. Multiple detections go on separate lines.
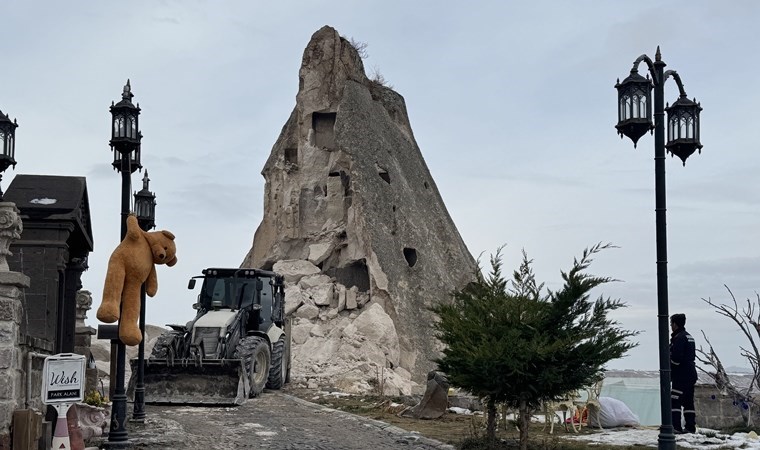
41, 353, 86, 404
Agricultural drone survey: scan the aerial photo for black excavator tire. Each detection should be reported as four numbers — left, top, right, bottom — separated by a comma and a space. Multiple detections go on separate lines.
234, 336, 270, 398
266, 335, 288, 389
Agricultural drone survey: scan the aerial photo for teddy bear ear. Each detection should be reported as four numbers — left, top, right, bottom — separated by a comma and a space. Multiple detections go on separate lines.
161, 230, 175, 240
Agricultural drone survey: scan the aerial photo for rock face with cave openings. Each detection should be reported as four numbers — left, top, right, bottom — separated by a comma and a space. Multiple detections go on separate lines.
242, 25, 476, 395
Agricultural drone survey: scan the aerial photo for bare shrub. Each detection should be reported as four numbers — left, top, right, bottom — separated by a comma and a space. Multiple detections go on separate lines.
348, 38, 369, 59
698, 286, 760, 427
370, 66, 393, 89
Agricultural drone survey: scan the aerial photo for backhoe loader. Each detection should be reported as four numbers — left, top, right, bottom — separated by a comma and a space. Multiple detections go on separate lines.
132, 267, 291, 405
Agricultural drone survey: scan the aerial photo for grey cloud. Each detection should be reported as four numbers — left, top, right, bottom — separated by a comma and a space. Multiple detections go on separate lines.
671, 257, 760, 292
162, 182, 262, 222
153, 16, 181, 24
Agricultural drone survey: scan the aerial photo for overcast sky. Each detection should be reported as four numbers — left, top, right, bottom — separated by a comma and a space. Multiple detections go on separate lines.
2, 1, 758, 371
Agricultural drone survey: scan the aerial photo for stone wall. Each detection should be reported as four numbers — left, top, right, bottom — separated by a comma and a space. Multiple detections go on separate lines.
695, 383, 760, 430
0, 271, 30, 441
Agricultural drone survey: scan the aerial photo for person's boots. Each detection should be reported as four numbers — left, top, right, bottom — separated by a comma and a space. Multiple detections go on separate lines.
672, 410, 684, 433
684, 409, 696, 433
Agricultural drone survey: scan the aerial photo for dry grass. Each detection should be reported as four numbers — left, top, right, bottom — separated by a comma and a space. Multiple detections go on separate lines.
285, 389, 646, 449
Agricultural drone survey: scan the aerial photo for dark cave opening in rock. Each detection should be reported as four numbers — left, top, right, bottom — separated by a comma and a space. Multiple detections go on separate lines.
312, 112, 337, 149
377, 168, 391, 184
284, 147, 298, 166
403, 248, 417, 267
324, 259, 370, 292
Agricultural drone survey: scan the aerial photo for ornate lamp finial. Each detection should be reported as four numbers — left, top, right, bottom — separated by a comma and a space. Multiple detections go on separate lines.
142, 170, 150, 190
122, 79, 134, 102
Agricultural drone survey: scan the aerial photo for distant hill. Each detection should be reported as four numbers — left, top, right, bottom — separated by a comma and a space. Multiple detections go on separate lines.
725, 365, 753, 374
606, 368, 756, 389
605, 369, 659, 378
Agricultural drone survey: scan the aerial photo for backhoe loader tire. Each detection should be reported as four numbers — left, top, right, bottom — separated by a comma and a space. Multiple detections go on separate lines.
235, 336, 270, 398
149, 331, 183, 359
267, 335, 288, 389
284, 334, 291, 383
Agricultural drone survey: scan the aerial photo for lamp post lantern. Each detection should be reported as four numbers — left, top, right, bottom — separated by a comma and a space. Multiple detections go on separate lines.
134, 171, 156, 231
110, 79, 143, 237
615, 47, 702, 450
105, 79, 143, 447
131, 171, 156, 422
665, 96, 702, 164
614, 71, 652, 147
0, 110, 18, 201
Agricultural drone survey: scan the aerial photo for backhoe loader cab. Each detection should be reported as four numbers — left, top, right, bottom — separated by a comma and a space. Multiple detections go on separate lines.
190, 269, 280, 332
135, 268, 291, 405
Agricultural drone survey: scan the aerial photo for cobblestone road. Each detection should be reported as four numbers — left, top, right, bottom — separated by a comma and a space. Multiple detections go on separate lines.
96, 392, 453, 450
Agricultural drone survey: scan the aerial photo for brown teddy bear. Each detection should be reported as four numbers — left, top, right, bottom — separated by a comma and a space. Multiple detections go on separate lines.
96, 214, 177, 345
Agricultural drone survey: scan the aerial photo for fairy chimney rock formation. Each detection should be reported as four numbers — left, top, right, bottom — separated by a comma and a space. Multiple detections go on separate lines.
243, 25, 476, 394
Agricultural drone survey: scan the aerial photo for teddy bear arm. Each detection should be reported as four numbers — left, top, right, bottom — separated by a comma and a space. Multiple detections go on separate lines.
125, 215, 143, 241
145, 265, 158, 297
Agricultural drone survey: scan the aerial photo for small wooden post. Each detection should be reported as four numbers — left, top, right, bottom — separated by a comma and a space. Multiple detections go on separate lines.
12, 409, 42, 450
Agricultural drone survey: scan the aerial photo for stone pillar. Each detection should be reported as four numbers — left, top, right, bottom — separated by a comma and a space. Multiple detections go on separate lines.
0, 202, 22, 271
75, 290, 92, 330
74, 290, 98, 394
62, 257, 87, 354
0, 202, 30, 441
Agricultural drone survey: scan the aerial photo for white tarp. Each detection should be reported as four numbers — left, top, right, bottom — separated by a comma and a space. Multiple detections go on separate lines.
588, 396, 641, 428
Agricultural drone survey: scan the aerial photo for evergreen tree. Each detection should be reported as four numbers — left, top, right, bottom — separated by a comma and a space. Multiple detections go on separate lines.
431, 244, 638, 449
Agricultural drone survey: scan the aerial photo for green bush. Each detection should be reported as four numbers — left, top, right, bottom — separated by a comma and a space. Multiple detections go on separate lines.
83, 390, 109, 407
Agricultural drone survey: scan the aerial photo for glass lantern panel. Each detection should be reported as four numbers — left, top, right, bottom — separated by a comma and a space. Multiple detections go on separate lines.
0, 131, 5, 154
115, 116, 125, 137
632, 95, 639, 118
130, 117, 136, 138
639, 96, 647, 119
673, 117, 681, 139
619, 96, 625, 120
623, 95, 631, 120
686, 117, 694, 139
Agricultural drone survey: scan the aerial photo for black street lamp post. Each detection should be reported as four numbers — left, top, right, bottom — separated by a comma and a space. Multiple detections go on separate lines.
132, 171, 156, 422
615, 47, 702, 450
106, 80, 143, 447
0, 110, 18, 201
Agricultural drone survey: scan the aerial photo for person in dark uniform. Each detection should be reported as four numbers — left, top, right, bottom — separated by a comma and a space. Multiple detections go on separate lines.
670, 313, 698, 433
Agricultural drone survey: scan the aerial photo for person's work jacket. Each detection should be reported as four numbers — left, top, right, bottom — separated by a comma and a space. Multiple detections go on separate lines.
670, 328, 698, 384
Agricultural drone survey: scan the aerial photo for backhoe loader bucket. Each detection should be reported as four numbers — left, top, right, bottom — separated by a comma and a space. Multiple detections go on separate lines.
133, 358, 248, 405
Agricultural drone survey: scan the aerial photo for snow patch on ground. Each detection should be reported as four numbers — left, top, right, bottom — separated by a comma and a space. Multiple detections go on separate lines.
448, 407, 475, 415
566, 428, 760, 449
254, 431, 278, 437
